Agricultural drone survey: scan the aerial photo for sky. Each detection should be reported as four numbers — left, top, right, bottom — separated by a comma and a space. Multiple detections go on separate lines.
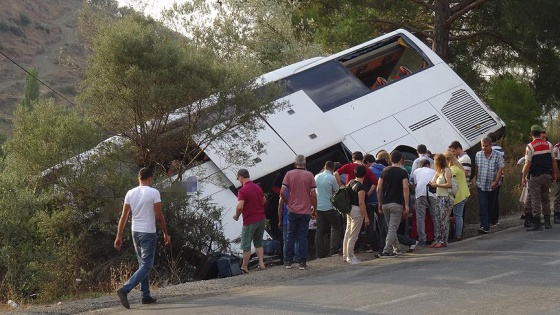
116, 0, 187, 19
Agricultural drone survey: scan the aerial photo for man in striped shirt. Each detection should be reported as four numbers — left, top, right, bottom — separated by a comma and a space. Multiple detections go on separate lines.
522, 125, 559, 230
475, 137, 504, 234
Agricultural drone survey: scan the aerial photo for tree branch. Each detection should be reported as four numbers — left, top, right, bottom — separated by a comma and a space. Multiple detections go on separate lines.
408, 0, 435, 11
446, 0, 489, 27
449, 30, 525, 58
363, 17, 434, 40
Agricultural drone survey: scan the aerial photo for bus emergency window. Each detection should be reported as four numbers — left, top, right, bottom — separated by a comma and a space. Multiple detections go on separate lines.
339, 36, 430, 89
282, 60, 370, 113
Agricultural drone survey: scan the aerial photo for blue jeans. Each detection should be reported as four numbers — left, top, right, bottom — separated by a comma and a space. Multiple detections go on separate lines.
453, 199, 466, 238
122, 232, 156, 298
286, 212, 310, 263
477, 188, 493, 230
283, 224, 299, 261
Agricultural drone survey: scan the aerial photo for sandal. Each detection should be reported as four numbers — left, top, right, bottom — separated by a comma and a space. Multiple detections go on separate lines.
432, 243, 444, 248
240, 268, 249, 274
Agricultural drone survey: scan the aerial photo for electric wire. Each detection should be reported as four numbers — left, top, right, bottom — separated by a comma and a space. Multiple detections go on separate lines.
0, 49, 77, 107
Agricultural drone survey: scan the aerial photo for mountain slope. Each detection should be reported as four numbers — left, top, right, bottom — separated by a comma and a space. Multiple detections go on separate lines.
0, 0, 85, 136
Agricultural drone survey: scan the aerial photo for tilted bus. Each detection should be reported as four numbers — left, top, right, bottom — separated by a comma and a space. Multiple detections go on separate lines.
186, 28, 505, 253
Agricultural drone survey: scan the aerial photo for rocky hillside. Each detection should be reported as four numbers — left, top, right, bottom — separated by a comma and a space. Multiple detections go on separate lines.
0, 0, 85, 136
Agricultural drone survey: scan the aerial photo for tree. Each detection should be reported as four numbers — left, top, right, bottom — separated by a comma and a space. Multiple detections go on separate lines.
486, 77, 541, 140
21, 68, 40, 109
79, 12, 283, 169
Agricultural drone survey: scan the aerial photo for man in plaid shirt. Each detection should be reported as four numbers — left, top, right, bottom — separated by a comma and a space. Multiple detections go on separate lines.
475, 136, 505, 234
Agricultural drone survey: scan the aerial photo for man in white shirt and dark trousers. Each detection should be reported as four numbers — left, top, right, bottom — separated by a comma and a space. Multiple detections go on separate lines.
114, 168, 171, 309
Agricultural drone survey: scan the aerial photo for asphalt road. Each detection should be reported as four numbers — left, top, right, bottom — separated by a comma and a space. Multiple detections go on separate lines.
100, 225, 560, 315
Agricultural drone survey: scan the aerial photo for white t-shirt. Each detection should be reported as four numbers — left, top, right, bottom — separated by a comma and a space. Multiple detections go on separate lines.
124, 185, 161, 233
411, 167, 436, 198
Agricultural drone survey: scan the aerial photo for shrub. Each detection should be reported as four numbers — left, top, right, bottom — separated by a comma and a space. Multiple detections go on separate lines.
19, 13, 31, 27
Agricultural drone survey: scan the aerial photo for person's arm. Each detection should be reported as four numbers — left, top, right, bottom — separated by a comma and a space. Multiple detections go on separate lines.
233, 200, 244, 221
280, 185, 288, 205
334, 171, 343, 187
114, 203, 131, 250
277, 197, 283, 230
358, 189, 369, 225
444, 168, 452, 188
376, 178, 384, 214
552, 155, 560, 181
402, 178, 409, 219
154, 202, 171, 246
492, 168, 503, 190
310, 189, 318, 218
366, 170, 377, 197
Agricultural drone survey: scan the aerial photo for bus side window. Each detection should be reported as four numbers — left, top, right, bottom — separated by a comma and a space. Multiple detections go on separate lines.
394, 66, 412, 80
420, 60, 429, 69
371, 77, 387, 90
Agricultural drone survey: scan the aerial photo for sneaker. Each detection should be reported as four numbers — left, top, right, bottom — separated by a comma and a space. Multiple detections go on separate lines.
478, 227, 489, 234
116, 288, 130, 309
349, 256, 361, 265
378, 252, 396, 258
284, 262, 292, 269
418, 241, 427, 247
394, 249, 403, 256
409, 240, 419, 252
142, 296, 157, 304
299, 262, 307, 270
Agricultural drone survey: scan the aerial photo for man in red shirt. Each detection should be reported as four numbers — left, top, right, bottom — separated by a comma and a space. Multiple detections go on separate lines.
233, 169, 266, 273
280, 154, 317, 270
334, 151, 378, 198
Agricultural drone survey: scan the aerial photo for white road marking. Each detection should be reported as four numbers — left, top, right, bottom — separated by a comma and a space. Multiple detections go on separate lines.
355, 292, 433, 311
466, 270, 522, 284
543, 259, 560, 266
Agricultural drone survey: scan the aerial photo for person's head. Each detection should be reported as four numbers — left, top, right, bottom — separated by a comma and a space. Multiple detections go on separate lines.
417, 144, 427, 155
433, 153, 447, 173
324, 161, 335, 172
294, 154, 306, 167
376, 151, 390, 164
376, 158, 389, 167
363, 153, 376, 166
237, 168, 250, 184
420, 159, 431, 168
333, 161, 342, 172
448, 140, 464, 157
530, 125, 543, 139
352, 151, 363, 163
444, 151, 465, 172
390, 150, 403, 165
481, 136, 492, 153
355, 164, 366, 179
138, 167, 153, 184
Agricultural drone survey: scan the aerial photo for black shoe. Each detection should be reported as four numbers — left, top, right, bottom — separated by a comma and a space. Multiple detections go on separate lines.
478, 227, 489, 234
299, 261, 307, 270
527, 215, 543, 231
554, 213, 560, 224
142, 296, 157, 304
116, 288, 130, 309
544, 215, 552, 229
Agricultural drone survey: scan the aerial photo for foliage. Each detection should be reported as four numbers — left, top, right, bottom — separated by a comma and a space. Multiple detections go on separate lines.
161, 0, 326, 71
79, 12, 283, 169
486, 77, 541, 141
21, 68, 40, 109
4, 98, 104, 177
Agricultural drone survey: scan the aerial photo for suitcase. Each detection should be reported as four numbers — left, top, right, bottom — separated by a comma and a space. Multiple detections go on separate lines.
216, 254, 242, 278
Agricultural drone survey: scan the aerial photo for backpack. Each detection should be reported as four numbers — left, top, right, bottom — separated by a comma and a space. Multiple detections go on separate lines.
331, 180, 357, 214
448, 175, 459, 197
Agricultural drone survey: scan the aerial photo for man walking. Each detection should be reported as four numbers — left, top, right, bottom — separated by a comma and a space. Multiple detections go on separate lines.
474, 137, 504, 234
114, 168, 171, 309
233, 169, 267, 272
522, 125, 559, 230
280, 154, 317, 270
376, 150, 410, 258
314, 161, 341, 258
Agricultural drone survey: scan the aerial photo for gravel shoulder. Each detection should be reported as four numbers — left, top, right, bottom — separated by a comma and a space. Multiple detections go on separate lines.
6, 214, 522, 315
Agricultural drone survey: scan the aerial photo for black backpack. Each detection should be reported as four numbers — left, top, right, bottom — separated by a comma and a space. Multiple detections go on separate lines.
331, 180, 358, 215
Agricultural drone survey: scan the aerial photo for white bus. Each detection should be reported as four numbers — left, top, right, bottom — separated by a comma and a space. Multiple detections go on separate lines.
186, 28, 505, 253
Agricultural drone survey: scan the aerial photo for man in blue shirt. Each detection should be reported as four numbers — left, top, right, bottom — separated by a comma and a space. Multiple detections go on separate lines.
410, 144, 434, 174
314, 161, 341, 258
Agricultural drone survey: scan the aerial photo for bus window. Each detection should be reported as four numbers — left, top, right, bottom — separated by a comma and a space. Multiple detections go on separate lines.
282, 60, 370, 112
338, 36, 430, 89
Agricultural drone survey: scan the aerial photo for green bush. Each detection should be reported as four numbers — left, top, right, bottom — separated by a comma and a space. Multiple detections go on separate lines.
19, 13, 31, 26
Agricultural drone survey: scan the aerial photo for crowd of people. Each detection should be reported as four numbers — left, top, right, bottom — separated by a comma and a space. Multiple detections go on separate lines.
112, 124, 560, 308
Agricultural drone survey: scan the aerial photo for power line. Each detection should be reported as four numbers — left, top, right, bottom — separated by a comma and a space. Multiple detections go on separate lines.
0, 49, 77, 107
